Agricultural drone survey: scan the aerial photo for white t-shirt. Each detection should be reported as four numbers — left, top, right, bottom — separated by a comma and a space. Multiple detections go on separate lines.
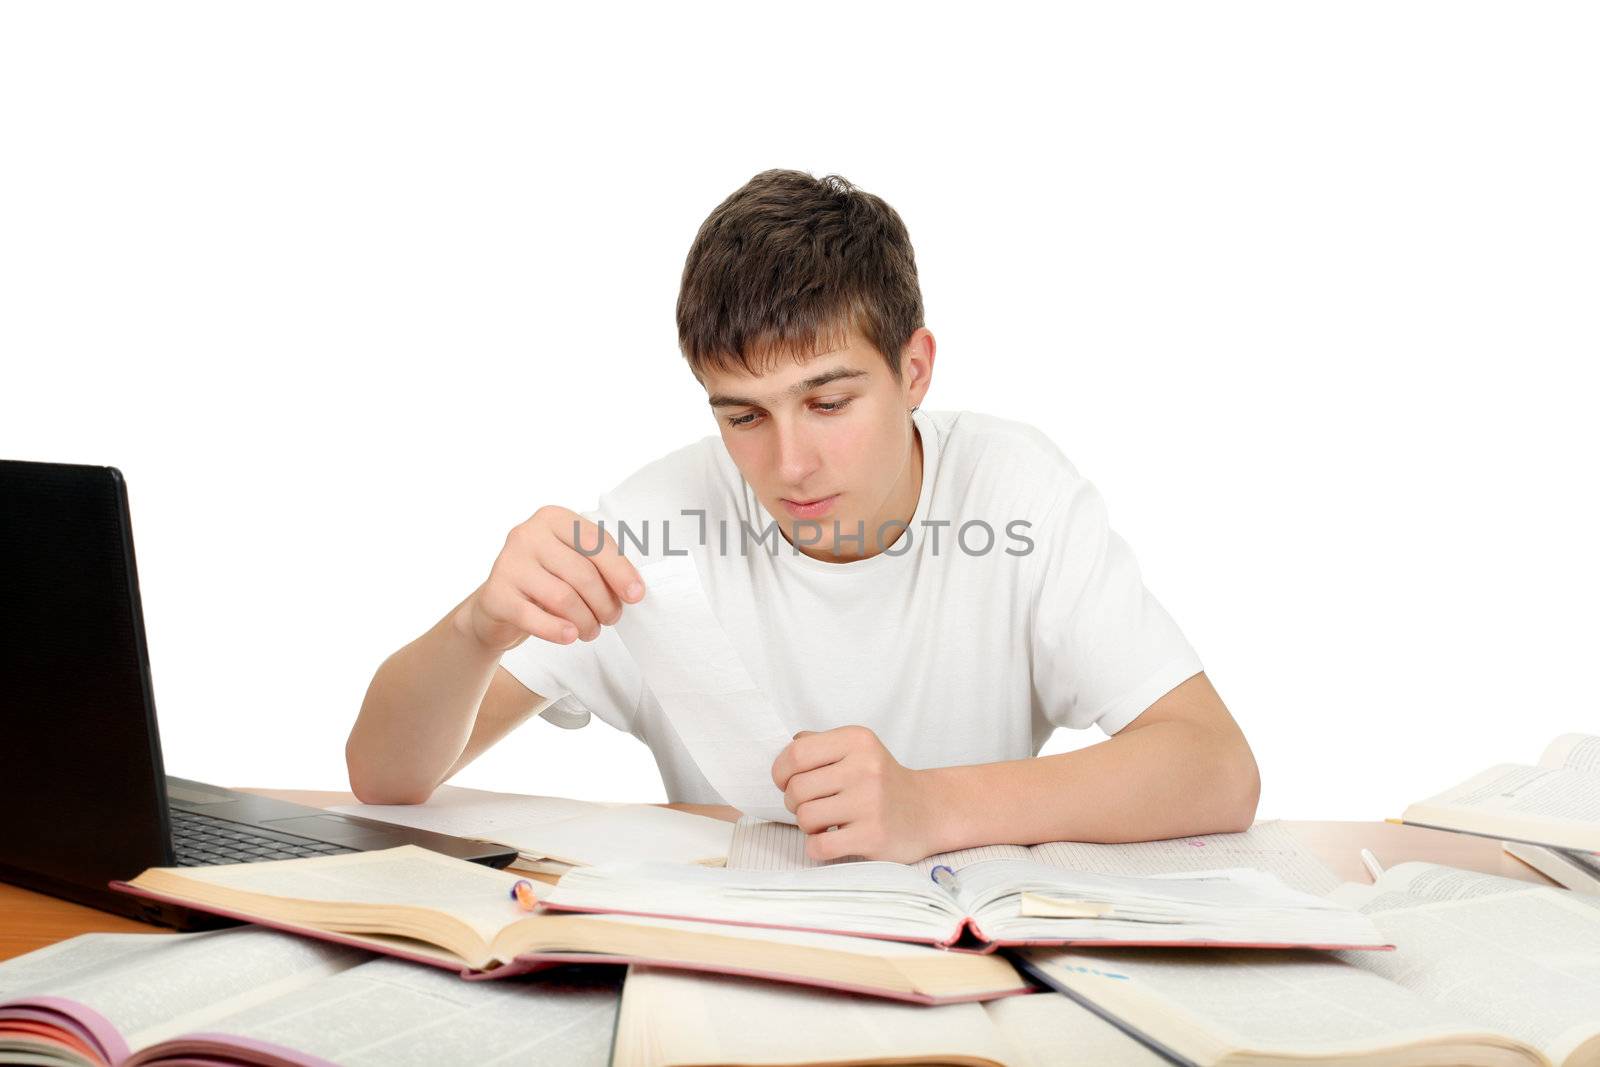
500, 408, 1203, 804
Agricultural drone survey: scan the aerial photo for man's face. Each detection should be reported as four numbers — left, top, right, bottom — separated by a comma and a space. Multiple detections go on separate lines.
701, 325, 933, 562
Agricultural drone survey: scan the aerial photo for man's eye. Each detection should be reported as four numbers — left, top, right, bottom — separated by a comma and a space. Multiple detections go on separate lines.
726, 398, 849, 428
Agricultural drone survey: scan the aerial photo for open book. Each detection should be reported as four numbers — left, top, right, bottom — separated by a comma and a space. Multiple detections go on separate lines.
612, 965, 1172, 1067
1504, 841, 1600, 894
1400, 732, 1600, 852
0, 926, 620, 1067
1019, 860, 1600, 1066
326, 785, 734, 876
729, 815, 1344, 895
110, 845, 1029, 1004
537, 852, 1390, 952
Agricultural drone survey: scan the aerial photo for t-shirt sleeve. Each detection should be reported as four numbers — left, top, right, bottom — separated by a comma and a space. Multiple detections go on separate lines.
1028, 477, 1204, 735
496, 506, 646, 734
499, 625, 643, 733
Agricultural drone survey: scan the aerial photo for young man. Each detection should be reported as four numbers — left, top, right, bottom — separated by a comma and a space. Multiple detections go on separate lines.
346, 169, 1260, 863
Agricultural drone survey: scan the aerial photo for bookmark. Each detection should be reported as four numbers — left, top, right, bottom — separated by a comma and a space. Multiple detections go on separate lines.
610, 554, 797, 823
1018, 892, 1117, 919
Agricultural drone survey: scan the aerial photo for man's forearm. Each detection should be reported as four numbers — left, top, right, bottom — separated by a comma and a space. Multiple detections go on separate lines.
921, 720, 1261, 852
345, 597, 501, 804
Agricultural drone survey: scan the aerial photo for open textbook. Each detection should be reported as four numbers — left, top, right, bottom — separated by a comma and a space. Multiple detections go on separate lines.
538, 853, 1389, 952
0, 927, 619, 1067
729, 815, 1344, 895
611, 965, 1171, 1067
1504, 842, 1600, 894
325, 785, 734, 875
1019, 860, 1600, 1067
1400, 732, 1600, 852
111, 846, 1028, 1004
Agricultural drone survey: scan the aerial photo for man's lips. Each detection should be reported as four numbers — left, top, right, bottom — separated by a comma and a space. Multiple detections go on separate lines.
780, 494, 840, 518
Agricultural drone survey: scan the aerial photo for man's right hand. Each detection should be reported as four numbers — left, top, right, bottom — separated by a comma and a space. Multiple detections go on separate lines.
455, 505, 645, 652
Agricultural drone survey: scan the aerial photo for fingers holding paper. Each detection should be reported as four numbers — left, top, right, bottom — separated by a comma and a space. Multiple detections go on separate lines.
771, 725, 939, 864
460, 505, 646, 651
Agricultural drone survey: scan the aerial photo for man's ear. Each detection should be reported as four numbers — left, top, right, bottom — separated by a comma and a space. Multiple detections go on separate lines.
900, 327, 936, 409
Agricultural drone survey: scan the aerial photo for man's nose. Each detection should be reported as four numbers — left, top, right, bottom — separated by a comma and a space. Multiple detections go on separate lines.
774, 417, 821, 486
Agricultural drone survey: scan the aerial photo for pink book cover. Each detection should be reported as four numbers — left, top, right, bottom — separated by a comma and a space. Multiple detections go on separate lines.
0, 995, 332, 1067
0, 997, 127, 1063
106, 880, 1034, 1006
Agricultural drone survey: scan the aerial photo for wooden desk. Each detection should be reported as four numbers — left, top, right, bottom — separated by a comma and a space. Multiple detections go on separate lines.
0, 790, 1557, 964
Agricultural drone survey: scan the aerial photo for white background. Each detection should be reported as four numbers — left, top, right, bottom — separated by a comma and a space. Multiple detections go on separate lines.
3, 3, 1596, 820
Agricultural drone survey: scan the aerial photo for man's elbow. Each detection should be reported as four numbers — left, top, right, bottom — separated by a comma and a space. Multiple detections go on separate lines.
1217, 741, 1261, 833
345, 738, 434, 807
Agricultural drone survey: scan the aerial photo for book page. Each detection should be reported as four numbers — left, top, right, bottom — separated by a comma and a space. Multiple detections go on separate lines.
917, 843, 1035, 876
517, 910, 993, 957
725, 817, 1336, 896
727, 816, 1033, 872
0, 928, 365, 1053
1373, 861, 1600, 911
1504, 843, 1600, 896
1410, 764, 1600, 829
612, 965, 1020, 1067
167, 845, 529, 947
982, 990, 1171, 1066
1538, 734, 1600, 775
159, 956, 620, 1067
1021, 947, 1539, 1062
1330, 872, 1600, 1063
543, 859, 963, 941
956, 859, 1382, 948
727, 815, 821, 869
329, 789, 733, 867
1027, 821, 1341, 896
0, 932, 194, 999
484, 804, 733, 867
728, 816, 886, 868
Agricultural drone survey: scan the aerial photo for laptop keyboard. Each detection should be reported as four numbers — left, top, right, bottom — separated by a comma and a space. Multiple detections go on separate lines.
170, 807, 357, 866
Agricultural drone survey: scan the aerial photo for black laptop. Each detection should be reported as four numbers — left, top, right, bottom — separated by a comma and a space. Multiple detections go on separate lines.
0, 459, 517, 928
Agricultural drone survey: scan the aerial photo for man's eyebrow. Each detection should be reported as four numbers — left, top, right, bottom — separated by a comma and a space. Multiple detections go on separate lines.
707, 367, 869, 408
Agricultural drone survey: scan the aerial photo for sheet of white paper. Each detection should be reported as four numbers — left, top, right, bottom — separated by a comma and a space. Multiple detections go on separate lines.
611, 553, 796, 822
327, 786, 733, 866
329, 786, 606, 842
489, 804, 733, 866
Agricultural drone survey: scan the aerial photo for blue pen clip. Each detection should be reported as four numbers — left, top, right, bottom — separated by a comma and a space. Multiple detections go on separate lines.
929, 864, 959, 894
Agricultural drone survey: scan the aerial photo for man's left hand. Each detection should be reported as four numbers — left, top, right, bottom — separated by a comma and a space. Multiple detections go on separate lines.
770, 725, 942, 863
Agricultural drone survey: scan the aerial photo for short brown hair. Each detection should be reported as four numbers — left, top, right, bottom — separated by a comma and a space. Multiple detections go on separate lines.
677, 169, 924, 382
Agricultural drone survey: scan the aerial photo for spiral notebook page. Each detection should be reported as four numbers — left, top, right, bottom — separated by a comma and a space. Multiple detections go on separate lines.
610, 554, 795, 823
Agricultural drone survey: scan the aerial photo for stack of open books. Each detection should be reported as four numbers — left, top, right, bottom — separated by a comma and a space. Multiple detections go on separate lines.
106, 815, 1390, 993
3, 764, 1599, 1066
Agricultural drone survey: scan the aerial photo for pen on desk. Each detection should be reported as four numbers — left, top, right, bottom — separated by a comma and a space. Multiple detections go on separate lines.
1360, 849, 1384, 883
930, 864, 959, 895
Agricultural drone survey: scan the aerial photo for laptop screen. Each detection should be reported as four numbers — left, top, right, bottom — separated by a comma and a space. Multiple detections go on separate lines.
0, 460, 175, 905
